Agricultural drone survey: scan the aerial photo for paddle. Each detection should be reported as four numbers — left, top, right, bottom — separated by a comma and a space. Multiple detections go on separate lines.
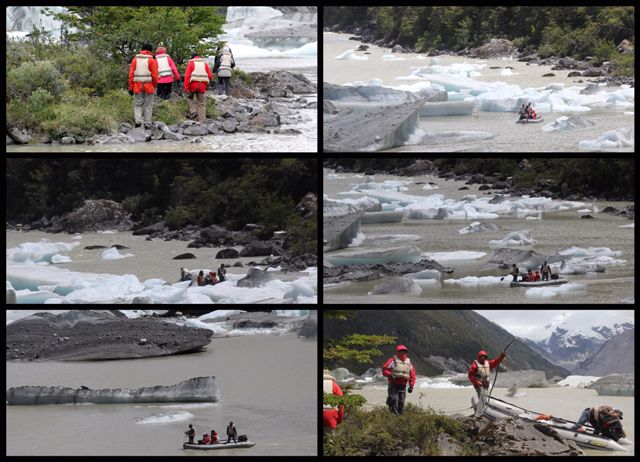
486, 338, 518, 405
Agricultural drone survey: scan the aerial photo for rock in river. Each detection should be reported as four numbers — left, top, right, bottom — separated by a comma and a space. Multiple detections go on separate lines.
5, 311, 212, 361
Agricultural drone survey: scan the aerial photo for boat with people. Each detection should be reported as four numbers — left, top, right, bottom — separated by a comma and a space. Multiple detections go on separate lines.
516, 116, 544, 124
471, 395, 632, 452
510, 279, 568, 288
183, 441, 256, 450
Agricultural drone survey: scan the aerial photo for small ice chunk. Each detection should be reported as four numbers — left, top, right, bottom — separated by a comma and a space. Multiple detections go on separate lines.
335, 49, 368, 61
51, 254, 72, 263
579, 128, 633, 150
443, 276, 510, 287
557, 246, 621, 257
524, 283, 586, 298
101, 247, 134, 260
619, 223, 634, 228
423, 251, 486, 261
489, 230, 536, 247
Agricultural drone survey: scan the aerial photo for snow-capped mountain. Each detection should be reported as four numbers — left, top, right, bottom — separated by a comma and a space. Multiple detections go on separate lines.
518, 311, 634, 371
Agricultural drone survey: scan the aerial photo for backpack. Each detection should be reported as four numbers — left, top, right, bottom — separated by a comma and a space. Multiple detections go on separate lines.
238, 434, 248, 442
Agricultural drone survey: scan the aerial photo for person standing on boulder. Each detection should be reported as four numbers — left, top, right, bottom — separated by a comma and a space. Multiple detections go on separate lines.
468, 349, 506, 398
154, 46, 180, 100
323, 369, 344, 432
128, 44, 158, 128
184, 52, 213, 124
382, 345, 416, 415
212, 43, 235, 96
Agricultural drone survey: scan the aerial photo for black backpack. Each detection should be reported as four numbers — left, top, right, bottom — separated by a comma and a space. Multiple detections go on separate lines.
238, 434, 248, 442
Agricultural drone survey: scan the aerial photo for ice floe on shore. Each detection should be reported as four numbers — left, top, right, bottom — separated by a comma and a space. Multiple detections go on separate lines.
579, 128, 634, 150
6, 240, 80, 264
524, 283, 586, 298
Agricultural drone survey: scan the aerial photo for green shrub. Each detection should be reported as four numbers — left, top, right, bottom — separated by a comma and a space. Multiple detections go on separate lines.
55, 48, 127, 96
165, 205, 195, 229
6, 60, 68, 100
610, 51, 634, 76
232, 68, 253, 85
154, 98, 189, 125
42, 101, 117, 139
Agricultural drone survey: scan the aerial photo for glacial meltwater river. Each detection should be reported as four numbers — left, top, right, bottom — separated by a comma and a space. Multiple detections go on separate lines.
324, 170, 635, 304
6, 333, 317, 456
354, 385, 634, 456
323, 32, 634, 152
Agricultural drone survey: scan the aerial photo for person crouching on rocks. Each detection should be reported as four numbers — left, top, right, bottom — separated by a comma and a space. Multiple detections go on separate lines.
184, 52, 213, 125
128, 43, 158, 129
185, 424, 196, 444
468, 349, 505, 398
382, 345, 416, 415
155, 46, 181, 100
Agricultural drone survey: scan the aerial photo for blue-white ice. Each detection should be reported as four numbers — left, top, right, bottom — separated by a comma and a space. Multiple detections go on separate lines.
335, 49, 368, 61
134, 411, 194, 424
423, 251, 487, 262
524, 283, 586, 299
489, 230, 536, 248
6, 240, 80, 264
101, 247, 134, 260
558, 246, 622, 257
6, 263, 316, 304
579, 128, 634, 150
324, 246, 422, 266
443, 276, 510, 288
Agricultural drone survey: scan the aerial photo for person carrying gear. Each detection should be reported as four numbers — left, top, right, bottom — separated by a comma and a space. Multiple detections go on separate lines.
184, 52, 213, 124
128, 44, 158, 128
382, 345, 416, 415
468, 349, 506, 398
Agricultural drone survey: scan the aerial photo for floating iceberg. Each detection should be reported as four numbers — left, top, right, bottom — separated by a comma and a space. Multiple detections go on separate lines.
134, 411, 194, 424
361, 211, 404, 224
543, 116, 595, 132
558, 246, 622, 257
381, 54, 404, 61
458, 222, 502, 234
101, 247, 134, 260
423, 251, 487, 262
324, 246, 423, 266
443, 276, 510, 287
524, 283, 586, 298
489, 230, 536, 248
335, 49, 368, 61
7, 240, 80, 264
579, 128, 634, 150
405, 269, 441, 280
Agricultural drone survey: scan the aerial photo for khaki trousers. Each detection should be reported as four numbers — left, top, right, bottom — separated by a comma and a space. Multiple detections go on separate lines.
187, 92, 206, 124
134, 92, 155, 126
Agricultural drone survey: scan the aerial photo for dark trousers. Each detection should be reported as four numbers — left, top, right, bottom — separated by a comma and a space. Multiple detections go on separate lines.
226, 434, 237, 444
387, 382, 407, 415
157, 83, 173, 100
542, 272, 549, 281
218, 76, 230, 95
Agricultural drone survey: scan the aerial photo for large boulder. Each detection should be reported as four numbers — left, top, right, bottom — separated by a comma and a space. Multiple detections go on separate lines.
215, 248, 240, 259
236, 267, 276, 287
183, 124, 209, 136
249, 71, 317, 97
471, 39, 517, 59
250, 111, 281, 127
239, 240, 274, 257
295, 192, 317, 218
128, 127, 152, 142
49, 199, 134, 233
370, 277, 422, 295
187, 225, 249, 248
132, 221, 166, 236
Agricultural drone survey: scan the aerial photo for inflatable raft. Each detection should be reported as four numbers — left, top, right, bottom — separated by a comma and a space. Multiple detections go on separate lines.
510, 279, 568, 288
183, 441, 256, 450
472, 395, 631, 451
516, 116, 544, 124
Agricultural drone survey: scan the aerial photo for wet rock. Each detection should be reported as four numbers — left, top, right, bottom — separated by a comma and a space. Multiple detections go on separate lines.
581, 214, 594, 219
298, 318, 317, 338
7, 127, 32, 144
323, 99, 338, 114
119, 122, 132, 134
84, 245, 107, 250
215, 248, 239, 259
356, 44, 369, 52
29, 217, 50, 230
128, 128, 152, 142
221, 119, 238, 133
183, 124, 208, 136
232, 261, 243, 268
60, 136, 75, 145
239, 240, 274, 257
582, 67, 603, 77
132, 221, 166, 236
173, 253, 197, 260
236, 268, 277, 287
542, 73, 555, 77
567, 71, 582, 77
191, 136, 204, 143
250, 111, 280, 127
479, 184, 491, 191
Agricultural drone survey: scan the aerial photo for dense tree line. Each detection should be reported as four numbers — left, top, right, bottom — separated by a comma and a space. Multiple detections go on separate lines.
325, 158, 634, 200
325, 6, 634, 74
7, 159, 317, 248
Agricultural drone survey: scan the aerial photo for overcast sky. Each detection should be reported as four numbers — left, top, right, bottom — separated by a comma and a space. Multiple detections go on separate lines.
474, 310, 634, 338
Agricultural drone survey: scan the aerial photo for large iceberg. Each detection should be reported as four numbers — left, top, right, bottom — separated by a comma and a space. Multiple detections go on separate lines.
6, 240, 80, 264
579, 128, 634, 150
489, 230, 536, 248
324, 246, 423, 266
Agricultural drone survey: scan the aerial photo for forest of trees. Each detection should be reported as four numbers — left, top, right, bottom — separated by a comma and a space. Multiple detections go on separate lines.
325, 158, 634, 200
6, 158, 317, 251
325, 6, 634, 75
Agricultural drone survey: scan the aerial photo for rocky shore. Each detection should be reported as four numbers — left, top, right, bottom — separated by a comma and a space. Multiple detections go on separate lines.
324, 24, 634, 87
6, 71, 317, 146
5, 311, 213, 361
7, 192, 318, 271
324, 159, 635, 203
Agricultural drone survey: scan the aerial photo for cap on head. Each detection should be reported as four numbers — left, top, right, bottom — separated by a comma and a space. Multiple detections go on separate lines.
477, 350, 488, 360
396, 345, 408, 353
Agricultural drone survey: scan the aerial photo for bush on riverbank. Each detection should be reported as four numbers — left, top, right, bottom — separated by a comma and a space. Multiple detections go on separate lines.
324, 404, 477, 456
6, 34, 217, 141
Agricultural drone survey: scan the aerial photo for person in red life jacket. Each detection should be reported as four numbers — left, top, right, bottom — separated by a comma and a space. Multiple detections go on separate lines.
382, 345, 416, 415
468, 349, 506, 398
533, 271, 541, 282
323, 369, 344, 432
198, 432, 211, 445
155, 46, 180, 100
209, 429, 219, 444
196, 270, 205, 286
184, 52, 213, 124
128, 44, 159, 129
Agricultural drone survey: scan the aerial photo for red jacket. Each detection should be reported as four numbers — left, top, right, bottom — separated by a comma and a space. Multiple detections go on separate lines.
184, 56, 213, 93
201, 434, 211, 444
323, 379, 344, 430
382, 355, 417, 388
128, 50, 158, 94
468, 352, 505, 388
